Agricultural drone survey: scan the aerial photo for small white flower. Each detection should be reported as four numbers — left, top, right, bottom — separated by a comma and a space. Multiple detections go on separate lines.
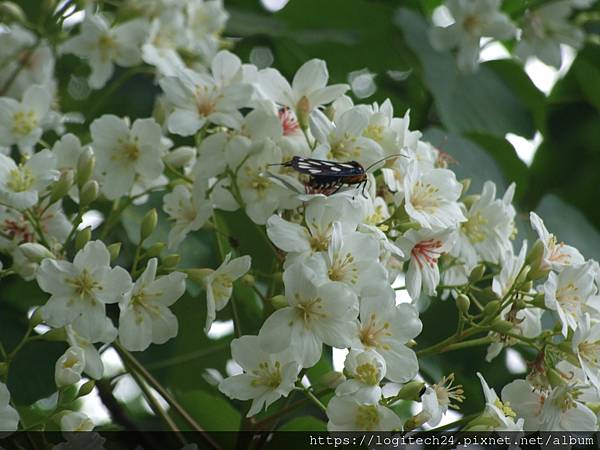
66, 316, 117, 380
91, 115, 166, 200
0, 149, 58, 210
37, 241, 132, 335
0, 382, 19, 432
355, 290, 422, 382
60, 411, 94, 432
492, 242, 528, 298
118, 258, 186, 352
259, 262, 358, 367
429, 0, 517, 72
572, 313, 600, 392
55, 346, 86, 388
397, 228, 455, 300
543, 261, 596, 337
204, 252, 251, 333
0, 85, 52, 152
403, 162, 465, 229
335, 349, 386, 403
327, 395, 401, 431
60, 15, 148, 89
162, 179, 212, 250
485, 306, 543, 362
473, 373, 524, 431
159, 50, 253, 136
421, 373, 465, 427
530, 212, 584, 271
219, 335, 300, 417
258, 59, 348, 121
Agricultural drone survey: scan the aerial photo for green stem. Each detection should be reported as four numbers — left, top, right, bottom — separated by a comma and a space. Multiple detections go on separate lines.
302, 388, 327, 414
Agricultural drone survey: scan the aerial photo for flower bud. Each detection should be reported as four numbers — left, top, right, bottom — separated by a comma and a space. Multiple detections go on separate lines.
76, 148, 95, 188
79, 180, 99, 206
464, 414, 499, 430
404, 411, 428, 431
547, 368, 567, 388
140, 208, 158, 242
75, 226, 92, 251
528, 265, 551, 281
241, 274, 255, 287
107, 242, 121, 262
482, 300, 500, 317
162, 254, 181, 268
50, 170, 74, 203
186, 268, 213, 285
586, 403, 600, 415
19, 242, 53, 262
58, 386, 79, 406
531, 292, 545, 308
525, 239, 545, 267
78, 380, 95, 398
490, 318, 514, 333
163, 147, 195, 168
145, 242, 165, 258
319, 371, 345, 389
468, 264, 486, 283
472, 287, 498, 303
296, 96, 310, 130
0, 2, 26, 23
60, 411, 94, 432
40, 327, 68, 342
515, 265, 531, 286
395, 380, 426, 401
520, 280, 533, 293
270, 294, 288, 309
456, 294, 470, 314
55, 346, 85, 388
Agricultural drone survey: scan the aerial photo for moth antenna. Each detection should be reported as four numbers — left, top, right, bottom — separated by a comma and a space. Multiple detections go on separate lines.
364, 152, 409, 173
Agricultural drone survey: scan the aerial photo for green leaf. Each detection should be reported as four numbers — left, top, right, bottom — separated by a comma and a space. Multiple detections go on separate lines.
395, 8, 535, 138
8, 340, 66, 405
573, 46, 600, 112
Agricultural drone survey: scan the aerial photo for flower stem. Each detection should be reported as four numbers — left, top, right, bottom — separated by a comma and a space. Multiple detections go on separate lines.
302, 388, 327, 414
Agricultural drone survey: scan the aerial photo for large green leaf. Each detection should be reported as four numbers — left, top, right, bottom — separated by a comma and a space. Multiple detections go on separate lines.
395, 9, 536, 138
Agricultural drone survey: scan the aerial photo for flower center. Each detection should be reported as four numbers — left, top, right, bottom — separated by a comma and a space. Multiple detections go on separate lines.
578, 339, 600, 366
7, 166, 35, 192
463, 14, 482, 34
555, 282, 582, 313
434, 373, 465, 409
328, 252, 357, 283
212, 273, 233, 307
62, 354, 80, 369
66, 269, 101, 302
329, 135, 359, 160
355, 363, 379, 385
355, 404, 379, 430
3, 218, 34, 242
363, 124, 384, 142
251, 361, 282, 388
294, 295, 327, 327
359, 313, 392, 350
195, 86, 217, 117
98, 33, 118, 62
410, 181, 440, 213
495, 399, 517, 418
11, 110, 38, 136
411, 239, 443, 269
279, 107, 300, 136
462, 211, 488, 244
113, 137, 141, 162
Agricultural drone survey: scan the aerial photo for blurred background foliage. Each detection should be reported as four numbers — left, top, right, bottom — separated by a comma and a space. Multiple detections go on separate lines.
2, 0, 600, 437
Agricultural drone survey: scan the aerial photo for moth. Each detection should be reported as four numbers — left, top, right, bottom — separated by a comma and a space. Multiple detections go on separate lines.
271, 154, 406, 198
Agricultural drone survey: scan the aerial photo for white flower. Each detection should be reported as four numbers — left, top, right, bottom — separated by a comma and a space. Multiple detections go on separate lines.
162, 180, 212, 250
91, 115, 166, 200
327, 395, 401, 431
311, 107, 384, 168
516, 1, 587, 68
118, 258, 186, 352
37, 241, 132, 336
502, 379, 597, 431
259, 262, 358, 367
0, 382, 19, 432
219, 335, 300, 417
0, 85, 52, 152
53, 133, 88, 172
397, 228, 455, 300
335, 349, 386, 403
403, 162, 465, 229
55, 346, 86, 388
66, 316, 117, 380
421, 373, 465, 427
453, 182, 516, 266
60, 15, 148, 89
0, 149, 58, 210
159, 50, 253, 136
355, 290, 422, 382
492, 242, 528, 298
573, 313, 600, 392
258, 59, 348, 122
429, 0, 517, 72
473, 373, 524, 431
530, 212, 584, 271
543, 261, 596, 337
485, 306, 543, 362
60, 411, 94, 432
204, 252, 251, 333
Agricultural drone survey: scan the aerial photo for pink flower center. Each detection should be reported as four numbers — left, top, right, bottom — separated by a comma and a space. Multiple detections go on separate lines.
279, 107, 300, 136
411, 239, 443, 269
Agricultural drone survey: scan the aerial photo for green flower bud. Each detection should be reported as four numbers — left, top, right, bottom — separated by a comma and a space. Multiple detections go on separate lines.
456, 294, 470, 314
163, 147, 195, 168
464, 414, 499, 430
75, 226, 92, 251
459, 178, 471, 196
145, 242, 166, 258
528, 265, 551, 281
162, 254, 181, 268
76, 148, 95, 188
241, 274, 255, 287
270, 294, 288, 310
186, 268, 213, 285
531, 292, 545, 308
49, 170, 74, 203
19, 242, 53, 262
107, 242, 121, 262
483, 300, 500, 317
140, 208, 158, 242
296, 96, 310, 130
468, 264, 486, 283
472, 287, 498, 303
78, 380, 95, 398
515, 265, 531, 286
59, 385, 79, 405
547, 368, 567, 388
39, 327, 67, 341
586, 403, 600, 414
395, 380, 426, 402
525, 239, 545, 269
404, 411, 428, 431
520, 280, 533, 293
319, 371, 345, 389
79, 180, 99, 206
490, 318, 514, 333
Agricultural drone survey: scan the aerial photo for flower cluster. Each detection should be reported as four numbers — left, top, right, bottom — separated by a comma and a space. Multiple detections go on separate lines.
0, 0, 599, 438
